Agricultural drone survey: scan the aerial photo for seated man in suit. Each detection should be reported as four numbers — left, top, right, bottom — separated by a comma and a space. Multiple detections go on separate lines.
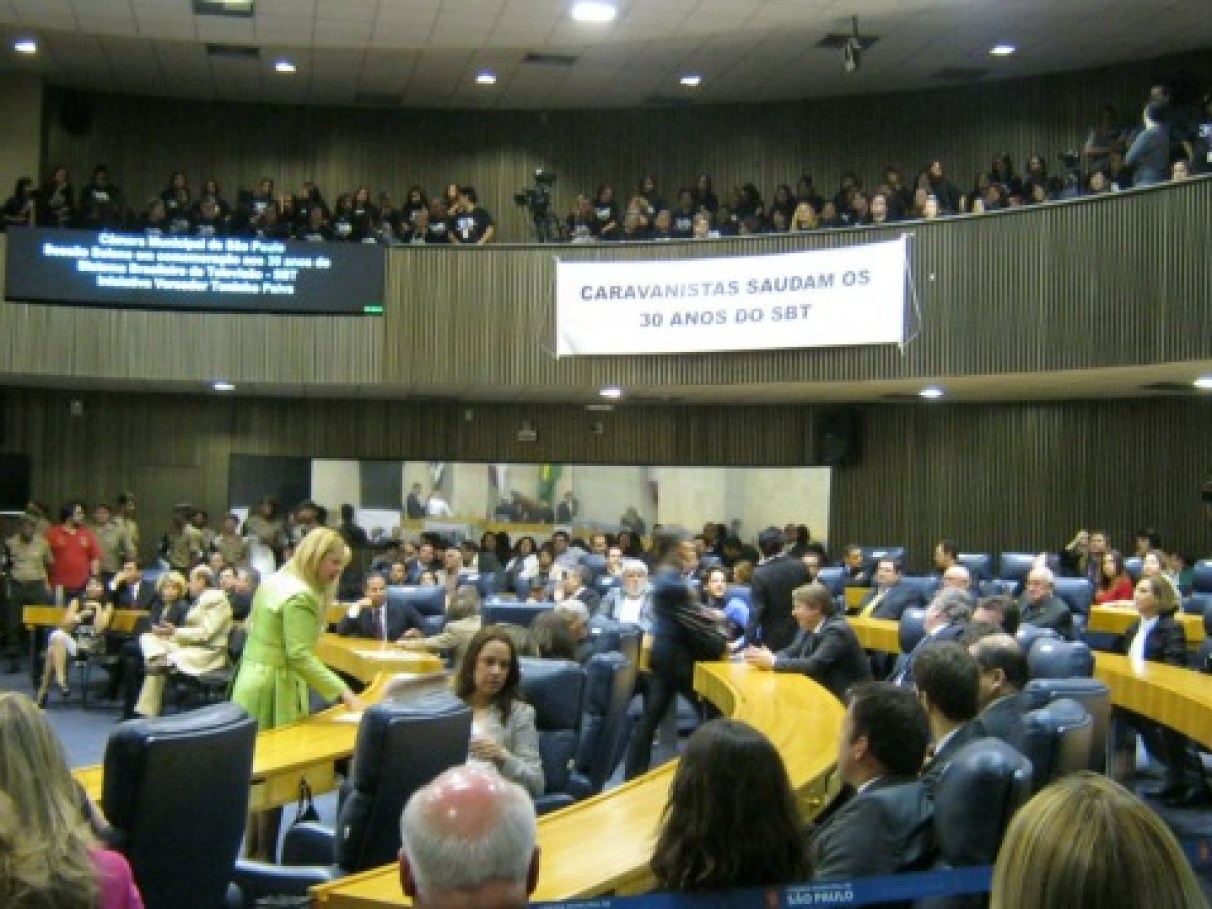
556, 566, 601, 614
1017, 567, 1074, 640
967, 632, 1031, 745
810, 682, 935, 881
398, 586, 483, 667
399, 765, 539, 909
338, 572, 424, 642
745, 582, 872, 701
133, 565, 233, 717
109, 559, 159, 611
841, 543, 871, 587
857, 559, 925, 620
972, 593, 1021, 635
890, 587, 973, 686
554, 600, 594, 663
914, 642, 986, 795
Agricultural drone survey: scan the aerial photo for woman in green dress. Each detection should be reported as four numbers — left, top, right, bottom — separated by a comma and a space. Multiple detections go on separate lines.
231, 526, 364, 858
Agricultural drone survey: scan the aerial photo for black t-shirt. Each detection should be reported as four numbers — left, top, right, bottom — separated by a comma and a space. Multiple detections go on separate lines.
671, 207, 695, 238
453, 206, 493, 243
424, 218, 453, 244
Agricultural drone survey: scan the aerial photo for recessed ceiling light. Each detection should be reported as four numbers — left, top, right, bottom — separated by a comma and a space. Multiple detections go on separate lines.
570, 1, 617, 23
989, 44, 1016, 57
14, 39, 37, 55
680, 73, 702, 88
1193, 376, 1212, 390
476, 70, 497, 85
919, 386, 944, 400
274, 59, 296, 73
599, 386, 623, 399
213, 380, 236, 392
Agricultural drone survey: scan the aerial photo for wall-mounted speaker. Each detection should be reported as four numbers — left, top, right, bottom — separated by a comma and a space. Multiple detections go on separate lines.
813, 407, 864, 467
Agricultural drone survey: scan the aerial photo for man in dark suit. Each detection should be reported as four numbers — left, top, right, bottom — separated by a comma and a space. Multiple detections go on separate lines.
745, 581, 872, 702
810, 682, 935, 881
338, 573, 424, 642
555, 490, 578, 524
857, 559, 926, 620
405, 483, 426, 520
105, 560, 164, 701
1017, 567, 1074, 640
110, 559, 161, 612
967, 632, 1031, 745
890, 588, 973, 686
746, 527, 810, 652
558, 566, 601, 614
914, 642, 986, 795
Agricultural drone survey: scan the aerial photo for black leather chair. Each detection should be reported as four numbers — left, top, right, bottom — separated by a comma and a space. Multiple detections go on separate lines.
1025, 677, 1112, 772
171, 624, 247, 708
387, 584, 446, 635
569, 651, 635, 799
519, 656, 585, 814
231, 689, 472, 905
483, 600, 554, 629
1017, 697, 1093, 791
1028, 638, 1095, 679
103, 702, 257, 909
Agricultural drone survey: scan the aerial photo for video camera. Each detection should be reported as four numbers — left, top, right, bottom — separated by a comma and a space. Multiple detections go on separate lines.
513, 168, 556, 213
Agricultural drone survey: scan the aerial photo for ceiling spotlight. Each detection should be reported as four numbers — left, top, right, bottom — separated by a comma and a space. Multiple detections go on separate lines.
599, 386, 623, 399
1193, 376, 1212, 390
274, 59, 296, 73
680, 73, 702, 88
570, 1, 617, 23
14, 39, 37, 55
213, 380, 236, 392
989, 44, 1017, 57
476, 70, 497, 85
919, 386, 944, 400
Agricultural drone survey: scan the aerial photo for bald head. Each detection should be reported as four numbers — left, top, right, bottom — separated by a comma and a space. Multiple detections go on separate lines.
942, 565, 970, 590
399, 766, 539, 909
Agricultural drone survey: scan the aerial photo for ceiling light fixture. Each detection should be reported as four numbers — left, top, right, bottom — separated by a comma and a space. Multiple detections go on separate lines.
274, 59, 296, 73
599, 386, 623, 399
476, 70, 497, 85
680, 73, 702, 88
919, 386, 944, 400
14, 39, 37, 55
1193, 376, 1212, 390
213, 380, 236, 392
570, 1, 617, 24
989, 44, 1017, 57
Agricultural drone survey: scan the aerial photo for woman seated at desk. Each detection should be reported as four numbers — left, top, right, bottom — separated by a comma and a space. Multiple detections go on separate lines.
455, 626, 544, 798
37, 576, 113, 707
1094, 550, 1134, 606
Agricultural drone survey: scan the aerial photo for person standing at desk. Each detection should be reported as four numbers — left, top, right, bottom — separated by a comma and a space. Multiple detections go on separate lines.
230, 528, 365, 860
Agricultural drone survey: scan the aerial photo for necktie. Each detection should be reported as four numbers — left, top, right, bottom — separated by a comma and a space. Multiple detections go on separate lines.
861, 589, 886, 617
372, 609, 383, 640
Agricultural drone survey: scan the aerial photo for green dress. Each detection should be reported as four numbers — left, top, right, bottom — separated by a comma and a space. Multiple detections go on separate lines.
230, 569, 347, 729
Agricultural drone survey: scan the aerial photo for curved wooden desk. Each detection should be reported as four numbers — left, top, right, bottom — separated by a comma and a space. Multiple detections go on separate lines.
1087, 604, 1204, 645
310, 661, 845, 908
848, 616, 1212, 751
74, 635, 442, 811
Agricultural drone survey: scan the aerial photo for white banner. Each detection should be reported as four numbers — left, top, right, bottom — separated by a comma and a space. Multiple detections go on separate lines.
555, 236, 907, 356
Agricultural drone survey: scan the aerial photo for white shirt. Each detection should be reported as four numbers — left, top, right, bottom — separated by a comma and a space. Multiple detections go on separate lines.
1128, 615, 1159, 663
616, 594, 646, 625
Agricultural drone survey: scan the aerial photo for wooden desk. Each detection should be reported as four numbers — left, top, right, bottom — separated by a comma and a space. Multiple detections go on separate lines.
311, 662, 845, 908
844, 587, 871, 611
23, 605, 149, 634
74, 636, 443, 812
847, 616, 1212, 751
1087, 605, 1204, 645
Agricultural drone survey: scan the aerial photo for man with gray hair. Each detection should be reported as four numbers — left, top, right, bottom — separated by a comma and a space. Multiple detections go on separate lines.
891, 587, 973, 686
1017, 566, 1074, 640
941, 564, 971, 591
398, 765, 540, 909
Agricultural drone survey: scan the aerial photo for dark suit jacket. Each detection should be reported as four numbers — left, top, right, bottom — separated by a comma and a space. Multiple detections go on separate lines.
405, 493, 425, 519
890, 622, 967, 686
747, 554, 810, 652
860, 581, 926, 620
810, 776, 935, 882
774, 616, 873, 701
337, 602, 424, 641
573, 587, 601, 613
978, 691, 1030, 745
1118, 613, 1187, 667
1019, 593, 1074, 640
114, 578, 159, 611
920, 720, 986, 796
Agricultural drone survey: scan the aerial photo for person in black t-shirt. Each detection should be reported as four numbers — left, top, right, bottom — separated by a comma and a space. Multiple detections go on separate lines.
670, 188, 696, 239
350, 185, 379, 241
139, 198, 169, 236
329, 193, 358, 241
423, 199, 453, 244
39, 165, 74, 228
451, 187, 494, 244
193, 197, 227, 237
400, 186, 428, 228
78, 165, 123, 229
161, 172, 191, 218
592, 185, 621, 240
566, 194, 598, 243
2, 177, 36, 230
295, 204, 334, 242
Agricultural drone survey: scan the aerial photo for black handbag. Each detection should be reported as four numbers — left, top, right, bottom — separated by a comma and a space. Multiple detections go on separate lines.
291, 777, 320, 827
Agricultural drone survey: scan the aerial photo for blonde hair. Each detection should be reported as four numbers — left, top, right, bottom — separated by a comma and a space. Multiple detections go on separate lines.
991, 772, 1204, 909
157, 570, 188, 599
0, 693, 97, 909
286, 527, 350, 599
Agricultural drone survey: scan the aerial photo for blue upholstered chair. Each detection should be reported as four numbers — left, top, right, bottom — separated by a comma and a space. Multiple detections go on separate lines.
859, 546, 907, 573
570, 651, 636, 798
1028, 638, 1095, 679
1025, 677, 1111, 772
1052, 577, 1094, 617
103, 702, 257, 909
898, 607, 928, 653
815, 566, 845, 595
483, 600, 554, 629
957, 552, 993, 582
1124, 557, 1143, 581
997, 552, 1037, 583
1018, 698, 1093, 791
932, 739, 1033, 867
1191, 560, 1212, 593
1014, 623, 1059, 654
519, 657, 586, 814
231, 690, 472, 905
387, 584, 446, 636
899, 574, 941, 603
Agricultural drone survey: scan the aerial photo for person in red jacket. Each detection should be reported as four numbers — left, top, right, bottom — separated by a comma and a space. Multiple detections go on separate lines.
44, 501, 100, 603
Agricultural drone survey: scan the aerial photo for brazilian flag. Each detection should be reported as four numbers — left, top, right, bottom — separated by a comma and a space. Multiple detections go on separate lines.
538, 464, 562, 504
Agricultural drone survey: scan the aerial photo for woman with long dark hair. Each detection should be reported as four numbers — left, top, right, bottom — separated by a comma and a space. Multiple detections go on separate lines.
651, 718, 810, 890
455, 626, 543, 797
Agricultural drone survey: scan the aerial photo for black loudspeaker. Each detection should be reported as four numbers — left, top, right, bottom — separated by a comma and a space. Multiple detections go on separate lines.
813, 407, 864, 467
0, 454, 31, 511
59, 93, 93, 137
